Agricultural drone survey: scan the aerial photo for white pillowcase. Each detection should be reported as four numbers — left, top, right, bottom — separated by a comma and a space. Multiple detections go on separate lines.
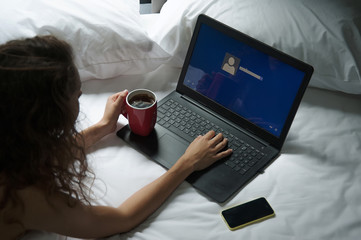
0, 0, 170, 81
149, 0, 361, 94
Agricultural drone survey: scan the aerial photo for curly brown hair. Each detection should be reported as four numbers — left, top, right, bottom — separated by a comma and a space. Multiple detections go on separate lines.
0, 36, 92, 212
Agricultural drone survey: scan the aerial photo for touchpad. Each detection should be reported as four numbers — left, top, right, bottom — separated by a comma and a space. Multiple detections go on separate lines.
157, 134, 189, 168
117, 125, 189, 170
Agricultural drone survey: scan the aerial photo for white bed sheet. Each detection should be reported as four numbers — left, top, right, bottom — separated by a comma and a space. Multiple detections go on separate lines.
62, 62, 361, 240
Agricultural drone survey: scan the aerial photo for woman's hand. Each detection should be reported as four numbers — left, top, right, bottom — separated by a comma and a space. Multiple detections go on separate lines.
179, 130, 233, 172
79, 90, 128, 149
100, 90, 128, 135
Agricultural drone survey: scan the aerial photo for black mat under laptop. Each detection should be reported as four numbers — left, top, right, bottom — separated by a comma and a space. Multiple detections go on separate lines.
117, 14, 313, 203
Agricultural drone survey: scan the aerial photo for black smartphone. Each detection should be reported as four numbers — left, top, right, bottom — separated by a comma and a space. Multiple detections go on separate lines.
221, 197, 275, 230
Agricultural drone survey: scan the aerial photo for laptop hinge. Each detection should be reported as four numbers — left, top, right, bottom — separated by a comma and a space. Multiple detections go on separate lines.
181, 95, 269, 148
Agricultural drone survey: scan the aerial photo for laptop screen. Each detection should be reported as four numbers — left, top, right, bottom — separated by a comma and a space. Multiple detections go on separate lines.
183, 23, 306, 137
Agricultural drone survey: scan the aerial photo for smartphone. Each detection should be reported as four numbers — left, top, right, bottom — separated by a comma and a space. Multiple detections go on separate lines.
221, 197, 275, 230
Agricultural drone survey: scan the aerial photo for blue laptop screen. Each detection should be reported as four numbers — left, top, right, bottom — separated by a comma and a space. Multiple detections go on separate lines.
183, 24, 306, 137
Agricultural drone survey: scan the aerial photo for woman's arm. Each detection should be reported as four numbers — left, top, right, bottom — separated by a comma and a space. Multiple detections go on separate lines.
20, 131, 232, 238
115, 130, 231, 233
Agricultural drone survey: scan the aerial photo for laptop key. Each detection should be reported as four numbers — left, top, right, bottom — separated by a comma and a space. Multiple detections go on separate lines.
225, 160, 236, 168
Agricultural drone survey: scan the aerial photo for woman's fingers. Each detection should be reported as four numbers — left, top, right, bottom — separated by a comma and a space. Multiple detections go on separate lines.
215, 136, 228, 150
210, 132, 224, 144
215, 148, 233, 159
205, 131, 228, 150
203, 130, 216, 139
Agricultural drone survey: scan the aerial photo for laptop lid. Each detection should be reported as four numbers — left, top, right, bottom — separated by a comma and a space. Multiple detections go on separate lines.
176, 14, 313, 150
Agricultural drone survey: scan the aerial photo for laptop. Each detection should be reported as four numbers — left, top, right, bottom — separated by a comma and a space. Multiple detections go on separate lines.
117, 14, 313, 203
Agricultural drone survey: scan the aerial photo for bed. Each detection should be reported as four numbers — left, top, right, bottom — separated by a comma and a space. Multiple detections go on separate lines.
1, 0, 360, 239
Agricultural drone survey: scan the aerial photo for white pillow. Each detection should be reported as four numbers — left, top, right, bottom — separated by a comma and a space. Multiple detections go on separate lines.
0, 0, 170, 81
149, 0, 361, 94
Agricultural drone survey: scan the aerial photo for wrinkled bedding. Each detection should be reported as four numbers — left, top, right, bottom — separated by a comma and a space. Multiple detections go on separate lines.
71, 65, 361, 240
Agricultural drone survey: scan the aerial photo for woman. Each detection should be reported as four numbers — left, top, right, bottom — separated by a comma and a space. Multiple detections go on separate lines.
0, 36, 232, 239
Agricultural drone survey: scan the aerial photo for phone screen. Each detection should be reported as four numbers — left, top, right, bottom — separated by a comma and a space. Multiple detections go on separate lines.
221, 197, 275, 230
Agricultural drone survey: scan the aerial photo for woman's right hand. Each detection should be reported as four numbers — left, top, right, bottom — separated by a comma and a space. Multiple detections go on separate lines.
180, 130, 233, 172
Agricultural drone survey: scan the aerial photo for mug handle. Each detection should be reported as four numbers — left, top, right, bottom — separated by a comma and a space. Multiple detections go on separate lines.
122, 111, 128, 119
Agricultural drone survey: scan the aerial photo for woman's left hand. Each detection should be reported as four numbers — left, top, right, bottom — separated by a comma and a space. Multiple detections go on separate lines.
100, 90, 128, 135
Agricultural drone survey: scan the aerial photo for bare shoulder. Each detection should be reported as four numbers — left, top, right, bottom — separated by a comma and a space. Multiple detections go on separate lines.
1, 185, 74, 239
3, 185, 128, 239
1, 184, 134, 239
17, 186, 79, 230
0, 185, 27, 240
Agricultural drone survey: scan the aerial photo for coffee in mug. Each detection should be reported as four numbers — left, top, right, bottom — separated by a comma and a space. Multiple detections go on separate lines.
129, 94, 155, 109
123, 89, 157, 136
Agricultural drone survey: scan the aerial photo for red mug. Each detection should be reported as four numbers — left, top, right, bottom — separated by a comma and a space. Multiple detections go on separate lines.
123, 89, 157, 136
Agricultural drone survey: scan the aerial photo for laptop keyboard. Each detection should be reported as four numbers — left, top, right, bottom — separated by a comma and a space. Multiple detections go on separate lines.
157, 99, 265, 175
